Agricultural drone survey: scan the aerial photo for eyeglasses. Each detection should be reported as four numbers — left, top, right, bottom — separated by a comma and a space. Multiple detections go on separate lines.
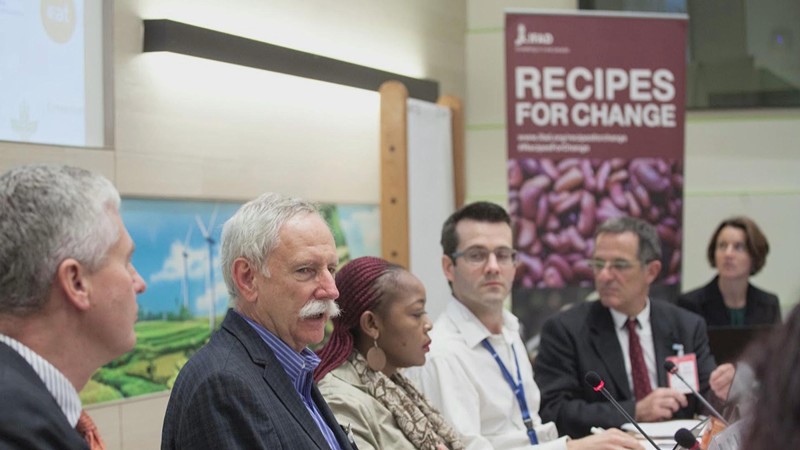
451, 247, 518, 266
716, 241, 747, 253
586, 258, 639, 273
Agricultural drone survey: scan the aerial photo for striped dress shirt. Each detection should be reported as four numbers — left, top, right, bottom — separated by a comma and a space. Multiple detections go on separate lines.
240, 313, 342, 450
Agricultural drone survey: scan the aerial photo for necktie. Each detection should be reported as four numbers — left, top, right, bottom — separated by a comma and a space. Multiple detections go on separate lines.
76, 410, 106, 450
626, 318, 652, 401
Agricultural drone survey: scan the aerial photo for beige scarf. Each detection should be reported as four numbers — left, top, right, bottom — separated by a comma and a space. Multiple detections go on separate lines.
350, 351, 464, 450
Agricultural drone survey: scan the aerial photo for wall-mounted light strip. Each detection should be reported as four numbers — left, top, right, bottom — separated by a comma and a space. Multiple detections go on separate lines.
142, 19, 439, 102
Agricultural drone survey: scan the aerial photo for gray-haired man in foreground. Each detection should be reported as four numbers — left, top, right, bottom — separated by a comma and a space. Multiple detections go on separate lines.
0, 164, 147, 449
162, 192, 355, 449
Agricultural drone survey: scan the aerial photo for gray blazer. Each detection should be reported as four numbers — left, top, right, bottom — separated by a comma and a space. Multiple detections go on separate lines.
161, 309, 354, 449
0, 342, 89, 450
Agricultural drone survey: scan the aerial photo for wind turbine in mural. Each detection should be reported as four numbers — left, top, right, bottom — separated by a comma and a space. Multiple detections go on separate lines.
180, 225, 193, 312
196, 205, 219, 331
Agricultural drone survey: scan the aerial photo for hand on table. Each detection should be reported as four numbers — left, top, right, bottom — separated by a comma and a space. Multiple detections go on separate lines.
635, 388, 688, 422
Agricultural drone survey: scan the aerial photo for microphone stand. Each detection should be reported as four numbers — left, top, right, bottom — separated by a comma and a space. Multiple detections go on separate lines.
665, 362, 729, 426
593, 384, 661, 450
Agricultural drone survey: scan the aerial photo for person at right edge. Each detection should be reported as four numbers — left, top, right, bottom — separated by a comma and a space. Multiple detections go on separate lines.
408, 202, 643, 449
534, 216, 734, 439
678, 216, 780, 327
741, 302, 800, 449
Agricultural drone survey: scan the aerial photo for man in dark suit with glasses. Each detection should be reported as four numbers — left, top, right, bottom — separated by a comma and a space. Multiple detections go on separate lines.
534, 216, 733, 439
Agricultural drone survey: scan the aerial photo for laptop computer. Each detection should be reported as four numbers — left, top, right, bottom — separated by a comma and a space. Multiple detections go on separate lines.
707, 325, 775, 365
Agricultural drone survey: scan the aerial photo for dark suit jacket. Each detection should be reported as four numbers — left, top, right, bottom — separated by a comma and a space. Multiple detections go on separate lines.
678, 277, 781, 327
0, 342, 89, 450
161, 310, 354, 450
533, 300, 717, 438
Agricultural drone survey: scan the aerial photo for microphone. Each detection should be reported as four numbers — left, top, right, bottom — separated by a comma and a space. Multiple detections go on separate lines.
674, 428, 700, 449
664, 361, 729, 426
584, 371, 659, 450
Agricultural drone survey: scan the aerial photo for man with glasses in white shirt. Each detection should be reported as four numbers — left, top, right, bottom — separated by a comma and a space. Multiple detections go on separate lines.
534, 216, 733, 439
408, 202, 642, 450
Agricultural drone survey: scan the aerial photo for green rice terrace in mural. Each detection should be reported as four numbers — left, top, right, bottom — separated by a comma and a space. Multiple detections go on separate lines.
79, 199, 379, 404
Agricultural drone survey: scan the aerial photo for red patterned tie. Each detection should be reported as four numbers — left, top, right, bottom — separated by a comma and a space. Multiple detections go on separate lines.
76, 410, 106, 450
627, 318, 652, 401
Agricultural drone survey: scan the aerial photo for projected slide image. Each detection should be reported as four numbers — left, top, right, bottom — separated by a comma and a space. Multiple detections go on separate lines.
0, 0, 104, 147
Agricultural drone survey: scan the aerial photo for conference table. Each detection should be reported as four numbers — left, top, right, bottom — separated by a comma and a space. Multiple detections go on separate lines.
618, 418, 704, 449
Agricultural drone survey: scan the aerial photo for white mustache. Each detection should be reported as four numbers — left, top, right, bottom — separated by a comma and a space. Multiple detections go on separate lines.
298, 299, 340, 319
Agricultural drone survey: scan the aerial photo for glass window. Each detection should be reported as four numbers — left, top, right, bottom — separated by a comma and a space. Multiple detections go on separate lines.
580, 0, 800, 109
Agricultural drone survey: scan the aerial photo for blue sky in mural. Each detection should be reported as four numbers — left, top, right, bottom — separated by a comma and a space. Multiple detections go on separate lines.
121, 199, 240, 318
121, 198, 380, 318
337, 204, 381, 259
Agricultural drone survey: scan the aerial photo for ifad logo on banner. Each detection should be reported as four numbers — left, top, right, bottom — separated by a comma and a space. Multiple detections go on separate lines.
511, 22, 570, 56
513, 23, 554, 47
504, 10, 688, 343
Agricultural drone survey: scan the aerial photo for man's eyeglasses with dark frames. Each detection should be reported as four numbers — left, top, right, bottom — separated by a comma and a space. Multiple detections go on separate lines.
586, 258, 640, 273
451, 247, 518, 266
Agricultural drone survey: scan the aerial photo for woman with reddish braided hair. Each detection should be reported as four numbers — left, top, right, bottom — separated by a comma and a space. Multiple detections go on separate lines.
316, 256, 464, 450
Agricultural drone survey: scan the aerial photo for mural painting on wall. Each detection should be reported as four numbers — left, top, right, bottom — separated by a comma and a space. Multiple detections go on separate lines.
504, 11, 687, 353
80, 198, 380, 404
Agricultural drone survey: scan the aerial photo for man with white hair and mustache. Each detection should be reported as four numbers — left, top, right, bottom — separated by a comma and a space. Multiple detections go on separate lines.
162, 193, 355, 450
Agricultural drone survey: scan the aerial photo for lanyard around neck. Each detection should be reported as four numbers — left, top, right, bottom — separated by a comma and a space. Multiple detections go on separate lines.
481, 338, 539, 445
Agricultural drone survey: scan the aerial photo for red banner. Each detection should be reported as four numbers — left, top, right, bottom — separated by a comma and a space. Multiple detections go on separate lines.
505, 11, 687, 341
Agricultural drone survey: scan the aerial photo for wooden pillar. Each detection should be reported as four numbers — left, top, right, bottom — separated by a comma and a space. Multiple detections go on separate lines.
437, 95, 465, 209
379, 81, 409, 267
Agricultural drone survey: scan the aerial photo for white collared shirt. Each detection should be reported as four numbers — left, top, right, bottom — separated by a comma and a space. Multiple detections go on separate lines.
609, 299, 658, 393
0, 333, 82, 426
406, 298, 567, 450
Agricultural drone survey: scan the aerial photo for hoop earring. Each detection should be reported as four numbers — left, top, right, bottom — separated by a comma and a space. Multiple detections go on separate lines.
366, 338, 386, 372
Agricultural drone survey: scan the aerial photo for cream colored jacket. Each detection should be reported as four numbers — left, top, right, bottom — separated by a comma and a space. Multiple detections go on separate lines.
318, 360, 418, 450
